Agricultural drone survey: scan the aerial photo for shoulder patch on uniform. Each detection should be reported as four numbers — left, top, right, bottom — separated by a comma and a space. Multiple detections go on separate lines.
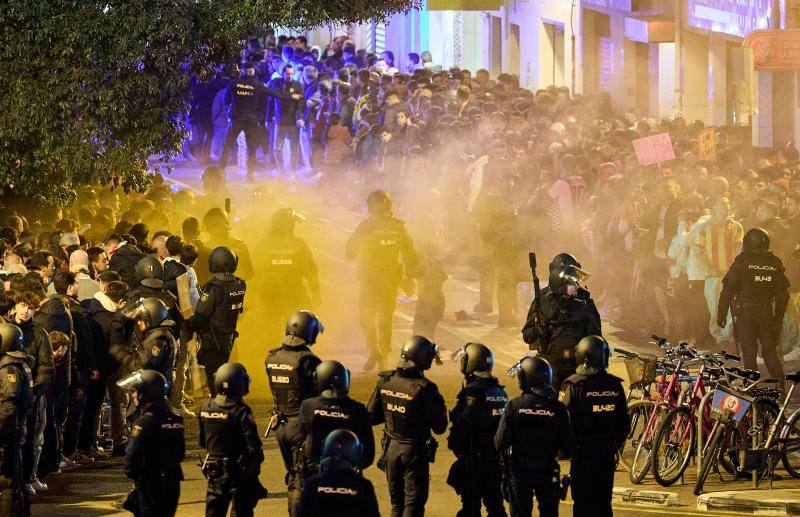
200, 292, 209, 302
465, 396, 477, 407
152, 346, 160, 357
6, 373, 16, 384
558, 391, 566, 402
131, 425, 142, 437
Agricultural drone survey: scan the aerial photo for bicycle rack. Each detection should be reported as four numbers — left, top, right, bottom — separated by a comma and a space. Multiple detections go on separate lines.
696, 391, 714, 477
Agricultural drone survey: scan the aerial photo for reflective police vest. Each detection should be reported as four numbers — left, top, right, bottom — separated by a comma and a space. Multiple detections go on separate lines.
266, 346, 316, 415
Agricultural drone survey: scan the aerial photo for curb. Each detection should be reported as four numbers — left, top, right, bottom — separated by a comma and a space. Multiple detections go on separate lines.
697, 494, 800, 515
612, 487, 681, 506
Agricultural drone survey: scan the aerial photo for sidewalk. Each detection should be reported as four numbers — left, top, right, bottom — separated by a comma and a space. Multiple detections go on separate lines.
697, 489, 800, 515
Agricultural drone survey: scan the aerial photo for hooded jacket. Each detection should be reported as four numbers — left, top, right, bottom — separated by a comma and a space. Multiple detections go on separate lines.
34, 296, 73, 393
82, 292, 121, 373
109, 243, 146, 288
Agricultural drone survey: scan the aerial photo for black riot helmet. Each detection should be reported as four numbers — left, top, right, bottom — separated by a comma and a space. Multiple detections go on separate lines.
320, 429, 363, 473
209, 246, 238, 274
399, 335, 441, 371
133, 370, 169, 403
575, 335, 611, 375
366, 190, 393, 216
743, 228, 770, 252
135, 255, 164, 288
213, 362, 251, 397
121, 297, 170, 330
548, 263, 590, 294
315, 360, 350, 399
509, 356, 552, 392
549, 252, 581, 271
459, 342, 494, 376
270, 208, 305, 237
0, 323, 24, 353
284, 310, 323, 346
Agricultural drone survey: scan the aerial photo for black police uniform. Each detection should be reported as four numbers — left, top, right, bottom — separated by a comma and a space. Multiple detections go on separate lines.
124, 400, 185, 517
199, 395, 266, 517
494, 387, 573, 517
299, 467, 381, 517
367, 366, 448, 517
140, 327, 177, 387
521, 282, 601, 388
192, 274, 246, 395
0, 352, 33, 516
299, 395, 375, 472
266, 342, 321, 515
126, 285, 185, 339
346, 215, 418, 365
718, 248, 790, 381
561, 370, 629, 517
448, 374, 509, 517
219, 73, 269, 177
255, 232, 320, 346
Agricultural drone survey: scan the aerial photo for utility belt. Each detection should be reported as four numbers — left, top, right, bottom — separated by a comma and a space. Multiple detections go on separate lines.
198, 329, 235, 352
377, 431, 437, 471
201, 456, 240, 481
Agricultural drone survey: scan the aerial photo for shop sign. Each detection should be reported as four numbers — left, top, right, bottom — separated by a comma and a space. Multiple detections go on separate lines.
743, 30, 800, 71
582, 0, 632, 11
687, 0, 771, 38
427, 0, 502, 10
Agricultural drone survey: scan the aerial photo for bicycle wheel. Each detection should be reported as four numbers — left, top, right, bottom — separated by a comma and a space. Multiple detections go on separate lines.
781, 409, 800, 479
652, 405, 696, 487
719, 398, 778, 478
630, 406, 665, 484
618, 399, 654, 471
694, 421, 726, 496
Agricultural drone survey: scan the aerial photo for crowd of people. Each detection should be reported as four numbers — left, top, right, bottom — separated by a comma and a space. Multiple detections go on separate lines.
0, 30, 798, 517
192, 32, 800, 361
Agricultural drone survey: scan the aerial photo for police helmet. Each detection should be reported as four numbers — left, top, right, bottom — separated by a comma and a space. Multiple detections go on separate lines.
459, 342, 494, 376
575, 335, 611, 375
320, 429, 363, 472
510, 356, 552, 391
548, 263, 590, 293
121, 297, 170, 330
0, 323, 24, 354
208, 246, 238, 274
743, 228, 770, 252
399, 335, 441, 371
284, 310, 323, 346
315, 360, 350, 399
213, 362, 251, 397
133, 370, 169, 403
549, 252, 582, 271
366, 190, 393, 216
135, 255, 164, 288
270, 208, 305, 237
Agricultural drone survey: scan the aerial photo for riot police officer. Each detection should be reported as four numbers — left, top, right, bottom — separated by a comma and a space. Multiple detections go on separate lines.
266, 311, 323, 515
367, 335, 448, 517
448, 343, 508, 517
718, 228, 789, 384
298, 429, 380, 517
123, 370, 185, 517
495, 357, 574, 517
299, 360, 374, 473
255, 208, 320, 346
126, 255, 185, 336
115, 298, 177, 387
191, 246, 246, 396
0, 323, 33, 516
561, 336, 629, 517
521, 253, 601, 387
218, 61, 269, 182
199, 362, 267, 517
346, 190, 418, 371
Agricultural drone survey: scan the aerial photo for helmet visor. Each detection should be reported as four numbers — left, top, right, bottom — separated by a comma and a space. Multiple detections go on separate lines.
558, 265, 590, 285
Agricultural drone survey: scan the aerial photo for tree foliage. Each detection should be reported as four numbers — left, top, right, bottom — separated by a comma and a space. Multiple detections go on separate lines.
0, 0, 416, 204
